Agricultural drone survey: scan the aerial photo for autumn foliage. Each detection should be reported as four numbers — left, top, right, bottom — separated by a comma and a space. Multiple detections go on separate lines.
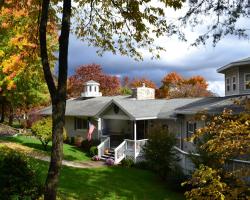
158, 72, 212, 98
68, 64, 120, 97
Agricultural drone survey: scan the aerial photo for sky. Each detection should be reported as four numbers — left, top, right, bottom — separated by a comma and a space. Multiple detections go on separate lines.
65, 4, 250, 97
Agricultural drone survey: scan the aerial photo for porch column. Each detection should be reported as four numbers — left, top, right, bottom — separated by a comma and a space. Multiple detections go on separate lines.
97, 118, 102, 140
134, 120, 137, 162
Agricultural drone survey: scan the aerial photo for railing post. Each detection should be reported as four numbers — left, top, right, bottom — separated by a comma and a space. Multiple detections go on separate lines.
134, 121, 137, 163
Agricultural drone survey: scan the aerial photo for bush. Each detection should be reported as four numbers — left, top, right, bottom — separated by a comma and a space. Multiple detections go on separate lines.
81, 139, 100, 153
89, 146, 98, 157
121, 158, 134, 168
91, 155, 101, 161
0, 146, 43, 199
143, 126, 178, 180
31, 117, 67, 150
106, 158, 115, 166
133, 161, 149, 170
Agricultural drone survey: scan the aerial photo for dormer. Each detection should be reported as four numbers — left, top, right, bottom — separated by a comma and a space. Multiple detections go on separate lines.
81, 80, 102, 98
217, 57, 250, 96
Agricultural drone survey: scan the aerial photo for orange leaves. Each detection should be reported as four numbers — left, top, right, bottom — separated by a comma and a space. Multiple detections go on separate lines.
159, 72, 212, 98
129, 77, 157, 89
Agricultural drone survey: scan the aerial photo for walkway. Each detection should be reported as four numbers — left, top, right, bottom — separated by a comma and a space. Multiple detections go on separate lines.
0, 141, 106, 168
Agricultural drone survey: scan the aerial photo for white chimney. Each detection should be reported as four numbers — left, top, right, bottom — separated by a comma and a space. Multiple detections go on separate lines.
132, 83, 155, 100
81, 80, 102, 98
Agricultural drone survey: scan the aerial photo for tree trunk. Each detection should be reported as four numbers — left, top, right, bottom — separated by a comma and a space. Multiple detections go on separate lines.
8, 105, 13, 126
0, 100, 5, 123
39, 0, 71, 199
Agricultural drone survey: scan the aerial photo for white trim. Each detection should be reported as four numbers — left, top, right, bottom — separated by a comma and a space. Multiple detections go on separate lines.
226, 77, 231, 92
134, 121, 137, 162
232, 75, 237, 91
134, 117, 158, 120
244, 73, 250, 90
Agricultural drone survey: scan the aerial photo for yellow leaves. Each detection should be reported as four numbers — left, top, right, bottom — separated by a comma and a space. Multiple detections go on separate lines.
0, 50, 5, 58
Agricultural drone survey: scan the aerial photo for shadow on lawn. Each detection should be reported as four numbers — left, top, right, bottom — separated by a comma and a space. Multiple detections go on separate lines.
57, 166, 184, 200
0, 136, 89, 161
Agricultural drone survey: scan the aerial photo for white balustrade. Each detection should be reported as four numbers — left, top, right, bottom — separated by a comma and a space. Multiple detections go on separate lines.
97, 136, 110, 158
114, 141, 126, 164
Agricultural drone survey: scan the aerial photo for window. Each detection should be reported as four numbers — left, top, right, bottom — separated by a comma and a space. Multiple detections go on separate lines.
232, 76, 236, 91
75, 118, 87, 130
226, 77, 231, 92
89, 86, 92, 92
245, 73, 250, 90
186, 121, 196, 138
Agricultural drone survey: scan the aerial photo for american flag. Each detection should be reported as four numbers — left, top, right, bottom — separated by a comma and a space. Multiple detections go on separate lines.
87, 121, 95, 141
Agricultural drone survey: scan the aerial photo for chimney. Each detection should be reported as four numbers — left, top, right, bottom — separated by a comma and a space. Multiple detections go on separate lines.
132, 83, 155, 100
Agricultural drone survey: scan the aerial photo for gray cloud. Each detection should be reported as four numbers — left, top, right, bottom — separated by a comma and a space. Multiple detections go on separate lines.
64, 33, 250, 96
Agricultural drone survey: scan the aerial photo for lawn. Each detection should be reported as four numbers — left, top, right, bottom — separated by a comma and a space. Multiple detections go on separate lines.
32, 158, 184, 200
0, 135, 89, 162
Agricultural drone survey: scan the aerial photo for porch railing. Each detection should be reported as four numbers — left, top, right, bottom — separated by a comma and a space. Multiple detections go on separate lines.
97, 136, 110, 158
124, 139, 148, 159
114, 140, 126, 164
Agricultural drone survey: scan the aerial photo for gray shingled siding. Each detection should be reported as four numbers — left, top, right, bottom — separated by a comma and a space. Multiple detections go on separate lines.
239, 65, 250, 95
224, 67, 239, 96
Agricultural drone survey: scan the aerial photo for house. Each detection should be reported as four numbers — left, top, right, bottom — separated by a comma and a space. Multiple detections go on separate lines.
40, 57, 250, 167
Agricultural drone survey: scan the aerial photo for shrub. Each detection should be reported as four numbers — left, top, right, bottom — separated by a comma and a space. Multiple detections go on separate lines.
105, 158, 115, 166
92, 155, 101, 161
121, 158, 134, 168
143, 126, 178, 180
89, 146, 98, 157
31, 117, 67, 150
0, 146, 43, 199
133, 161, 149, 170
81, 139, 100, 153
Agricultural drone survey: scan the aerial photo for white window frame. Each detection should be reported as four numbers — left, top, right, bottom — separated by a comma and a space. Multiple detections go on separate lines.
226, 77, 231, 92
186, 121, 196, 139
244, 73, 250, 90
232, 75, 237, 91
75, 117, 88, 130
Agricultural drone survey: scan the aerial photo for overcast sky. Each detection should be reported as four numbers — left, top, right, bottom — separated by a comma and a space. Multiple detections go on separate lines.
64, 5, 250, 97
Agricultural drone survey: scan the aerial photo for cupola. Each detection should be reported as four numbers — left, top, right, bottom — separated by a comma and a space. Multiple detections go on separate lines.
81, 80, 102, 98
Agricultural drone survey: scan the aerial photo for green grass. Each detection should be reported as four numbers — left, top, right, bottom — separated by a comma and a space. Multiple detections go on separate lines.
0, 135, 89, 162
32, 159, 184, 200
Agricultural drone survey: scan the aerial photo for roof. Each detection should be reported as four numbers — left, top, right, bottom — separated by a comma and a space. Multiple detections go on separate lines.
39, 95, 248, 120
39, 96, 127, 117
217, 57, 250, 73
84, 80, 100, 85
175, 95, 247, 115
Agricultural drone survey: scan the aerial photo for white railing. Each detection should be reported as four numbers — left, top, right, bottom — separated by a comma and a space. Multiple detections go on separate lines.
124, 139, 148, 159
114, 141, 126, 164
97, 136, 110, 158
174, 146, 250, 177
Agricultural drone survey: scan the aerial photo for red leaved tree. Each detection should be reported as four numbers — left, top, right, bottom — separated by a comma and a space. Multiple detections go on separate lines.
68, 64, 120, 97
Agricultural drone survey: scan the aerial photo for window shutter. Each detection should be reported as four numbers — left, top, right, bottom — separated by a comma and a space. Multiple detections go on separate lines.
74, 117, 77, 130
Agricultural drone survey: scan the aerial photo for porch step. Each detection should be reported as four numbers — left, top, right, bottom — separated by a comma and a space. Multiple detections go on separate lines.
101, 149, 115, 161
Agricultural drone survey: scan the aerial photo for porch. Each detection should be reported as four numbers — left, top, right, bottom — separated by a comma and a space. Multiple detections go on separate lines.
97, 120, 149, 164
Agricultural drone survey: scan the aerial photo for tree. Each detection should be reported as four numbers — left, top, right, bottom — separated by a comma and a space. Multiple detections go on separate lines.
68, 64, 120, 97
158, 72, 212, 98
31, 117, 66, 150
39, 0, 185, 199
184, 100, 250, 199
144, 126, 178, 180
0, 0, 57, 125
168, 0, 250, 46
129, 77, 157, 89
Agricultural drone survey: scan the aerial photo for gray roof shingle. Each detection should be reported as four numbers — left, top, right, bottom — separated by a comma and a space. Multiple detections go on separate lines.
217, 57, 250, 73
175, 95, 248, 115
